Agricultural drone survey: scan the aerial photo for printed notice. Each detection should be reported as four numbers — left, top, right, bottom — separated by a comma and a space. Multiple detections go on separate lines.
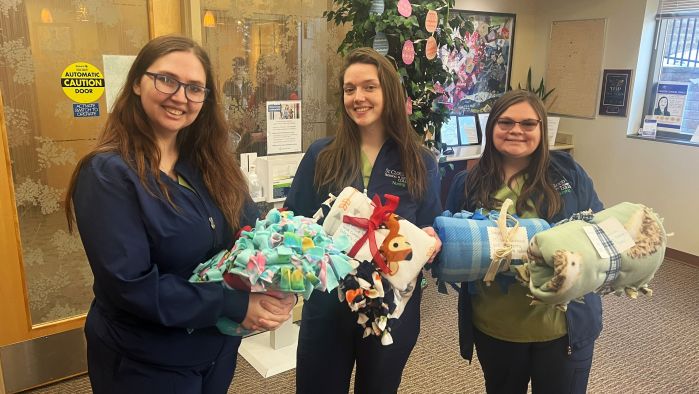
103, 55, 136, 112
61, 62, 105, 103
654, 82, 688, 133
266, 100, 302, 154
73, 103, 100, 117
547, 116, 560, 146
487, 227, 529, 260
458, 115, 479, 145
583, 217, 635, 258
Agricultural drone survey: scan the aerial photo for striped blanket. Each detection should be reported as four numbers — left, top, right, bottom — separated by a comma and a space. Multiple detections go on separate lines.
433, 206, 550, 284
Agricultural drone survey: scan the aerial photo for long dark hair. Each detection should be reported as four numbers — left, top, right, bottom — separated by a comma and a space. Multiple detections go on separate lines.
465, 90, 561, 219
314, 47, 429, 199
65, 35, 249, 231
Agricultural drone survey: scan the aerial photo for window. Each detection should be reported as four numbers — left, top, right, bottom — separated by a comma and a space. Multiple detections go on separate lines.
197, 2, 346, 156
643, 0, 699, 143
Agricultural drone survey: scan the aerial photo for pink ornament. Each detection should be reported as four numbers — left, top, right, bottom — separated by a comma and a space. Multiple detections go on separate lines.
402, 40, 415, 65
397, 0, 412, 17
425, 10, 438, 33
406, 97, 413, 115
425, 36, 438, 60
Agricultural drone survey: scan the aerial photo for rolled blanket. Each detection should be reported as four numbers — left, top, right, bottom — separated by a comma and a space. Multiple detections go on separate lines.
516, 202, 667, 310
190, 208, 358, 336
432, 199, 550, 284
321, 187, 438, 294
317, 187, 436, 343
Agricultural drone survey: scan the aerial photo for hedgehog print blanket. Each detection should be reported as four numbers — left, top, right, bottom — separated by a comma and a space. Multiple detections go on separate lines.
513, 202, 667, 310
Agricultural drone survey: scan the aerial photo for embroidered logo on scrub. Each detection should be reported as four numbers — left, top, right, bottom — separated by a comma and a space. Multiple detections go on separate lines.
553, 179, 572, 195
385, 168, 407, 188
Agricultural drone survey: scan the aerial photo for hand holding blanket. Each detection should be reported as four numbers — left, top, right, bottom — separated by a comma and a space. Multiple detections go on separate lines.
190, 208, 358, 336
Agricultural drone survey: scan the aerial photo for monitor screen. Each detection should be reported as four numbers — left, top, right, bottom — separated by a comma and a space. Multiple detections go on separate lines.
458, 115, 478, 145
440, 116, 459, 146
439, 114, 480, 147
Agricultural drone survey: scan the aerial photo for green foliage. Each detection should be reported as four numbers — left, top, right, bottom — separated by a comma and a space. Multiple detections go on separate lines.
324, 0, 472, 142
510, 67, 556, 102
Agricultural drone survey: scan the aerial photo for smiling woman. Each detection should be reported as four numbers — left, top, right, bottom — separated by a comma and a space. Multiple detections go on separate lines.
133, 51, 207, 155
342, 62, 385, 137
445, 89, 604, 394
63, 35, 295, 394
285, 47, 443, 393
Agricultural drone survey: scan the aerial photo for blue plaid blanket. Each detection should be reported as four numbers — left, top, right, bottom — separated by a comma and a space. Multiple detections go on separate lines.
432, 210, 550, 283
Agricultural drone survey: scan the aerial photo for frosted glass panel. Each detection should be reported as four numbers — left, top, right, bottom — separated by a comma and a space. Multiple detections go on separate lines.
0, 0, 150, 324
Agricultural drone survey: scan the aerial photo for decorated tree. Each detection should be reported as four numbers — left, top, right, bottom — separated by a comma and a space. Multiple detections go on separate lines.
324, 0, 472, 145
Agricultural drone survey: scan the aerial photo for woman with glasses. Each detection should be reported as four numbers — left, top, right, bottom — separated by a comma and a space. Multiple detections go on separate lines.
64, 35, 295, 393
654, 96, 671, 116
285, 47, 442, 393
444, 90, 603, 394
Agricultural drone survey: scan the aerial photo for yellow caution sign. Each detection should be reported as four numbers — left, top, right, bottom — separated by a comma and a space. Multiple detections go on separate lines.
61, 62, 105, 103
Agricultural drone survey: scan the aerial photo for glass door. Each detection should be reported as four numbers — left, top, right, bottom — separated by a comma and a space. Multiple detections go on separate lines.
0, 1, 180, 391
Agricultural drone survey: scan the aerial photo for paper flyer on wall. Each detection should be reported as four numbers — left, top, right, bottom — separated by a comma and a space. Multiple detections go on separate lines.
102, 55, 136, 113
653, 82, 688, 133
547, 116, 560, 146
266, 100, 302, 155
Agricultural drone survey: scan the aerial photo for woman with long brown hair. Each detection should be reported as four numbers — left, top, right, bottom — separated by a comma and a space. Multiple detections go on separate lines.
445, 90, 603, 393
285, 47, 442, 393
65, 35, 295, 393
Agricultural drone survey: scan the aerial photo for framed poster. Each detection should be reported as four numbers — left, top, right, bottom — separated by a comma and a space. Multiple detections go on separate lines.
599, 69, 632, 117
438, 10, 515, 114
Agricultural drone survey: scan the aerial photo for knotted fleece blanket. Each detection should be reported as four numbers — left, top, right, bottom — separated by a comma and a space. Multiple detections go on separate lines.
190, 208, 357, 336
432, 199, 550, 287
513, 202, 667, 311
316, 187, 438, 344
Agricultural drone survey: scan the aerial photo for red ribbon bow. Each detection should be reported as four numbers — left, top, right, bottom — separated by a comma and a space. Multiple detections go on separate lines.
343, 194, 400, 274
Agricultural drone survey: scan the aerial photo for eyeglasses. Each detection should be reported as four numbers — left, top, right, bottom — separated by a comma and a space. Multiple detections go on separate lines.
144, 72, 210, 103
496, 118, 541, 132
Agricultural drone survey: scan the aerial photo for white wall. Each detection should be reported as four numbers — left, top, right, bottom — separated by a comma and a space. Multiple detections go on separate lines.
459, 0, 698, 254
532, 0, 698, 255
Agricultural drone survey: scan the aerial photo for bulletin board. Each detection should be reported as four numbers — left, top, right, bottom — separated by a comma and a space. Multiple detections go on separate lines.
545, 19, 606, 118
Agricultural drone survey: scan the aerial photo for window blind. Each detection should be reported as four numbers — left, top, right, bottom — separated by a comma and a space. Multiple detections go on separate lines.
659, 0, 699, 16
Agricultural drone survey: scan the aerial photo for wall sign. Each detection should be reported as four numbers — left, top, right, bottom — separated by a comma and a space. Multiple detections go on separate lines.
61, 62, 105, 103
598, 69, 632, 117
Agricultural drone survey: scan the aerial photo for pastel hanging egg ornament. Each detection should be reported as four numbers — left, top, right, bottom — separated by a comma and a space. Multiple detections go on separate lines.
425, 36, 438, 60
402, 40, 415, 65
369, 0, 384, 15
397, 0, 412, 17
425, 10, 438, 33
373, 31, 389, 55
406, 97, 413, 115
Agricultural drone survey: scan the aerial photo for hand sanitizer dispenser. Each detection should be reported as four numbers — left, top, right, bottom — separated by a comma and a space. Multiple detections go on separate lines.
240, 152, 264, 202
